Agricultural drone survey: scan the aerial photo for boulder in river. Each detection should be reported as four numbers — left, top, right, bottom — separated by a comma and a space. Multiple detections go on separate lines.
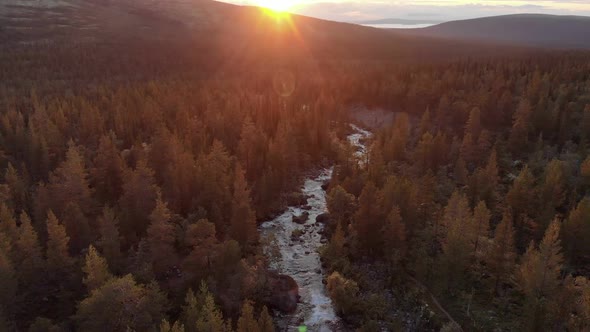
285, 192, 310, 207
321, 180, 330, 191
292, 212, 309, 224
265, 272, 299, 313
316, 212, 331, 224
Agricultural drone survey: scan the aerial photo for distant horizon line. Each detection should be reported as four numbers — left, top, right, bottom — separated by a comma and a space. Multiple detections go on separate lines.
355, 13, 590, 27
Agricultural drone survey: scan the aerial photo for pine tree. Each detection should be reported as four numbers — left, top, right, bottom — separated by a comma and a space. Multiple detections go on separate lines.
381, 206, 406, 263
195, 140, 233, 233
237, 116, 267, 182
160, 319, 185, 332
45, 211, 74, 272
483, 149, 499, 208
128, 238, 154, 284
539, 159, 566, 229
460, 133, 475, 165
91, 133, 125, 203
196, 293, 225, 332
62, 201, 91, 253
506, 165, 537, 247
327, 185, 356, 227
0, 204, 17, 245
147, 196, 176, 276
4, 163, 26, 212
82, 245, 112, 292
418, 108, 431, 137
518, 219, 564, 330
46, 142, 95, 222
471, 201, 490, 258
182, 288, 200, 332
15, 212, 43, 284
257, 306, 274, 332
229, 163, 258, 250
453, 157, 468, 185
96, 207, 121, 273
563, 198, 590, 266
0, 238, 16, 312
415, 132, 435, 172
536, 219, 564, 297
75, 275, 166, 332
509, 99, 532, 155
487, 211, 516, 294
184, 219, 219, 281
581, 156, 590, 190
327, 272, 360, 316
352, 182, 383, 255
237, 300, 258, 332
118, 159, 160, 241
439, 191, 472, 291
465, 107, 482, 140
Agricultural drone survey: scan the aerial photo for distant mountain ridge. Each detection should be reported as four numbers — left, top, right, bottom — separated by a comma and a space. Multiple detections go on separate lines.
358, 18, 443, 26
399, 14, 590, 49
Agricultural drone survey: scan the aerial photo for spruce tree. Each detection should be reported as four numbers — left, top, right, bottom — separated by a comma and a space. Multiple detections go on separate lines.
487, 211, 516, 294
15, 212, 43, 284
82, 245, 112, 292
229, 163, 258, 250
237, 300, 258, 332
45, 211, 74, 272
257, 306, 274, 332
147, 196, 176, 276
96, 207, 121, 273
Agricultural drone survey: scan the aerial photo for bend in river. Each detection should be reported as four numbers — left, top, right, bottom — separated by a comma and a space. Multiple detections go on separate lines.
260, 124, 371, 332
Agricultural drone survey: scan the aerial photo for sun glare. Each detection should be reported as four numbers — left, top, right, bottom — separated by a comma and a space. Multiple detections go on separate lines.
256, 0, 297, 13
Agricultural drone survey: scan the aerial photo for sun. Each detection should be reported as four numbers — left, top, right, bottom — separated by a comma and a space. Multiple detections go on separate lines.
256, 0, 298, 13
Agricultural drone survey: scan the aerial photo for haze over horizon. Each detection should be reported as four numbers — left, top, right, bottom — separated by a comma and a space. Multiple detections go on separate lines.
219, 0, 590, 24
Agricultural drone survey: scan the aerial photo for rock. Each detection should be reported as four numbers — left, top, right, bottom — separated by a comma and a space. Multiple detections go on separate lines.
315, 268, 321, 274
264, 273, 299, 313
305, 251, 310, 255
316, 212, 331, 224
292, 212, 310, 224
321, 180, 330, 191
286, 192, 309, 207
302, 205, 312, 211
320, 238, 328, 244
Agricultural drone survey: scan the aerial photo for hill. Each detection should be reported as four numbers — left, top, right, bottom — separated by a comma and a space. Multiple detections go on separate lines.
358, 18, 443, 26
399, 14, 590, 49
0, 0, 534, 62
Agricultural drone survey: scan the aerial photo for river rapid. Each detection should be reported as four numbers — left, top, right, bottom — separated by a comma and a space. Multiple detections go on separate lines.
260, 125, 371, 332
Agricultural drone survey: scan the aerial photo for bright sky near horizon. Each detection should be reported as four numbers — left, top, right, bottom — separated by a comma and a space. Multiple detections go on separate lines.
220, 0, 590, 22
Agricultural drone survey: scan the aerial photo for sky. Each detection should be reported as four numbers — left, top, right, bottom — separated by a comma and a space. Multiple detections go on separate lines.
220, 0, 590, 23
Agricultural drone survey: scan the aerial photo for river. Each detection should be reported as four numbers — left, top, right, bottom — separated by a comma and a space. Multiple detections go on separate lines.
260, 124, 372, 332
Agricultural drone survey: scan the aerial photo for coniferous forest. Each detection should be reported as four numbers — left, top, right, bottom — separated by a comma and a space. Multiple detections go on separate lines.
1, 1, 590, 331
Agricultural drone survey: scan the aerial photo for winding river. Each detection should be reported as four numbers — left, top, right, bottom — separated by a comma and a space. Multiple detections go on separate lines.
260, 124, 371, 332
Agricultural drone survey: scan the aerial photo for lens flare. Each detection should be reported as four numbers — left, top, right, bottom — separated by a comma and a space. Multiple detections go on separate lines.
256, 0, 297, 12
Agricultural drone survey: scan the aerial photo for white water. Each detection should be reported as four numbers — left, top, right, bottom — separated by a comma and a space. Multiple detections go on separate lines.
261, 124, 371, 332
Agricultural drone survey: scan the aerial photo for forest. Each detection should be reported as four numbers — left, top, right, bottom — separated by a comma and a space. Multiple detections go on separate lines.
0, 11, 590, 331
